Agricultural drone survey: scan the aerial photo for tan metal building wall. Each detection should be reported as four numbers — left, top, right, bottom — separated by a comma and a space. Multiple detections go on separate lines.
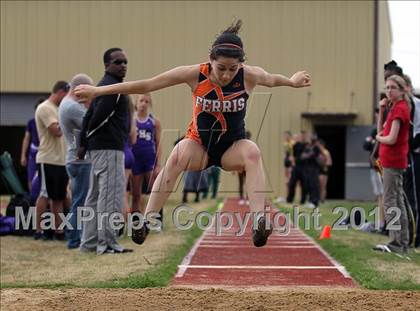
1, 1, 391, 198
378, 0, 392, 91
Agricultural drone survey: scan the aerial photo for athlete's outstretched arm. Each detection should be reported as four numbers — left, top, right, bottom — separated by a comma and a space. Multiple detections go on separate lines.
74, 65, 198, 102
245, 65, 311, 89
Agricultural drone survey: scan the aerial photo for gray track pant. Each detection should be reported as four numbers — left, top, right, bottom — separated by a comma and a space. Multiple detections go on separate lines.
80, 150, 125, 254
383, 168, 410, 252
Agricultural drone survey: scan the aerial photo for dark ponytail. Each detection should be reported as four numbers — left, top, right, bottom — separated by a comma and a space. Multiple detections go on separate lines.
384, 60, 403, 76
222, 19, 243, 35
210, 19, 245, 62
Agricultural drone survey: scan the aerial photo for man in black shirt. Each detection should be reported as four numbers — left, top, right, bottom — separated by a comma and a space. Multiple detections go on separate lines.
79, 48, 132, 254
287, 131, 309, 205
300, 135, 321, 207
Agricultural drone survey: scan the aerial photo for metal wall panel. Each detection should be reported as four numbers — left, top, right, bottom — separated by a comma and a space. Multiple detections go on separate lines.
378, 0, 393, 91
345, 125, 376, 201
0, 93, 48, 126
0, 1, 391, 198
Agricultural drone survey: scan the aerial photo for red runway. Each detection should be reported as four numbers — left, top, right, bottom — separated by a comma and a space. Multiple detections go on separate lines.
172, 198, 355, 287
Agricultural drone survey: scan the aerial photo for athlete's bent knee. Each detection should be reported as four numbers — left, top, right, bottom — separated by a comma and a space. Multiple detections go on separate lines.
245, 146, 261, 163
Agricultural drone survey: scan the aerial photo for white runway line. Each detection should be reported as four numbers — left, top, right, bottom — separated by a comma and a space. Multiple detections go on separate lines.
199, 241, 314, 245
200, 240, 313, 245
175, 202, 224, 278
178, 265, 341, 270
175, 199, 352, 282
203, 234, 306, 237
197, 245, 317, 249
203, 235, 310, 239
304, 234, 353, 279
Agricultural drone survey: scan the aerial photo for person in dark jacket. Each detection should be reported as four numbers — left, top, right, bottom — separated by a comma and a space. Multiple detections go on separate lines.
286, 131, 309, 205
78, 47, 132, 255
384, 61, 417, 248
300, 135, 321, 207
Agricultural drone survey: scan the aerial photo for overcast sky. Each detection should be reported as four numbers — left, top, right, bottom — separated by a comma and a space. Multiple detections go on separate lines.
388, 0, 420, 89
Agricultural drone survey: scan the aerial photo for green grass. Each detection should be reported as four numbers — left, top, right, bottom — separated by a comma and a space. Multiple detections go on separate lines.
277, 201, 420, 290
3, 199, 418, 290
1, 200, 219, 289
91, 203, 218, 288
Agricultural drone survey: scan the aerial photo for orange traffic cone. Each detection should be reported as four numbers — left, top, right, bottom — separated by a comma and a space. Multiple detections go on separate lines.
319, 225, 331, 240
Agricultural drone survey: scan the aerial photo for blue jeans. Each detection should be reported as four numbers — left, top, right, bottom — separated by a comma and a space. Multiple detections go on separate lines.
66, 162, 91, 249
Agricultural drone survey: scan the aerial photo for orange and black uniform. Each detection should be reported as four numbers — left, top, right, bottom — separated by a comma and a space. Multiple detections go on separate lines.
186, 63, 249, 167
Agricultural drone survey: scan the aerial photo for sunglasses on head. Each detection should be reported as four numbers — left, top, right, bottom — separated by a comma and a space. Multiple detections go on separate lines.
111, 59, 128, 65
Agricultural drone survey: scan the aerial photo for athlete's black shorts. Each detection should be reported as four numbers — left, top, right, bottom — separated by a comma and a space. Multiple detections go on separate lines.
38, 163, 69, 200
205, 134, 247, 168
205, 141, 235, 168
199, 127, 246, 168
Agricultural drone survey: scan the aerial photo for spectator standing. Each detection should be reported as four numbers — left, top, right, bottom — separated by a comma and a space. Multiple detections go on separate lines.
202, 166, 221, 200
123, 97, 136, 220
384, 61, 417, 247
318, 139, 332, 204
20, 99, 43, 192
363, 108, 385, 231
78, 48, 132, 254
300, 135, 321, 207
34, 81, 70, 240
405, 74, 420, 248
283, 131, 295, 193
59, 74, 94, 249
131, 93, 162, 215
287, 131, 309, 205
182, 170, 209, 203
374, 75, 411, 254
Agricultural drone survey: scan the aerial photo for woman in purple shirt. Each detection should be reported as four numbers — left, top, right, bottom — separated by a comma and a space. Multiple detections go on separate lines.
131, 93, 162, 214
124, 100, 137, 219
20, 99, 43, 192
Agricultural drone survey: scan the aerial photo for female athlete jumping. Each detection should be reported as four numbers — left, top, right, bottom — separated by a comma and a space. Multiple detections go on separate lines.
75, 20, 311, 247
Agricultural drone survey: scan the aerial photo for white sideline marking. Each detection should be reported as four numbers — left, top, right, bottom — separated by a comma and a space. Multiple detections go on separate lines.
176, 200, 352, 282
204, 230, 303, 234
202, 238, 310, 241
200, 244, 317, 249
178, 265, 342, 270
175, 233, 206, 278
175, 201, 224, 278
203, 238, 308, 241
203, 234, 307, 238
304, 234, 352, 279
200, 241, 313, 245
